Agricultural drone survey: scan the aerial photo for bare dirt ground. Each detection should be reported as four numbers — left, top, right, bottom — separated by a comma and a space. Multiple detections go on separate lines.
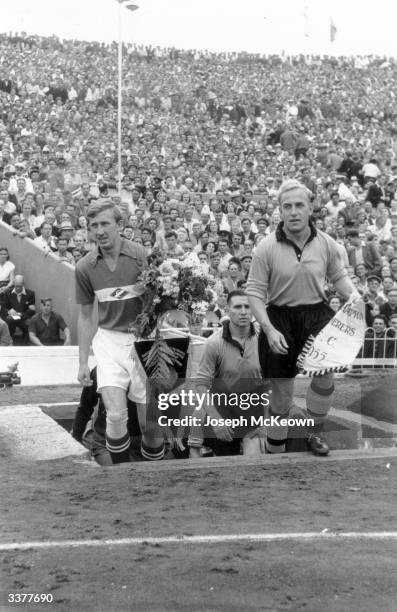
1, 372, 397, 611
1, 455, 397, 611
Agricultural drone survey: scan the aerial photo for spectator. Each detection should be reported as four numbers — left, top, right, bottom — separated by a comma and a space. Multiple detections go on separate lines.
222, 256, 242, 289
0, 199, 12, 225
389, 314, 397, 334
0, 247, 15, 299
58, 220, 76, 249
363, 315, 394, 359
54, 236, 75, 264
217, 238, 232, 273
28, 298, 71, 346
328, 296, 342, 313
325, 192, 345, 220
347, 229, 382, 276
164, 230, 184, 259
1, 274, 35, 345
0, 314, 12, 346
33, 222, 57, 253
364, 275, 387, 308
380, 288, 397, 321
355, 263, 369, 295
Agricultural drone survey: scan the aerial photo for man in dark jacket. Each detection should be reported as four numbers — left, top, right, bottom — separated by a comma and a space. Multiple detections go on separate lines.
347, 230, 382, 276
2, 274, 35, 344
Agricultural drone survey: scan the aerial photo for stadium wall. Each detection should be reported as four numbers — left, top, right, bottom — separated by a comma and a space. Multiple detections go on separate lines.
0, 221, 79, 344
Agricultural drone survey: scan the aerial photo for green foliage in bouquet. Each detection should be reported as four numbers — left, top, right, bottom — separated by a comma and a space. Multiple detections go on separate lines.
141, 330, 186, 386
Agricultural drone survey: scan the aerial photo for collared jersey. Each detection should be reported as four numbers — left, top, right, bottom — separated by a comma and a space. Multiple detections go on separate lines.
28, 311, 66, 345
196, 321, 261, 390
75, 238, 147, 333
246, 222, 347, 307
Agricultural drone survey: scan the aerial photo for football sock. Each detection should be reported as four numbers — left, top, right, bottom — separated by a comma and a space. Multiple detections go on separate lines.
106, 432, 131, 464
306, 380, 334, 433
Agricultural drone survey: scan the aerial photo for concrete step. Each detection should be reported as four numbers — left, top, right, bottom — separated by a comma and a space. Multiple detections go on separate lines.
0, 404, 89, 461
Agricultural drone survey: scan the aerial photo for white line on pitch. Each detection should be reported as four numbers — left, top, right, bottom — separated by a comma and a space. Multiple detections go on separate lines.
1, 532, 397, 551
38, 402, 78, 407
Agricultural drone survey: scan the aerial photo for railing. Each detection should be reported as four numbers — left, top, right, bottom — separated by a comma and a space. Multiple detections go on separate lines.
353, 327, 397, 370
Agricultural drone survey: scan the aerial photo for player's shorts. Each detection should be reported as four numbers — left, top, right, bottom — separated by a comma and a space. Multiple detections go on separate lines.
258, 301, 334, 379
92, 327, 146, 403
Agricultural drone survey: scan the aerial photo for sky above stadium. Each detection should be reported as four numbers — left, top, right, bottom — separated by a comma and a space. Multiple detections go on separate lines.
3, 0, 397, 56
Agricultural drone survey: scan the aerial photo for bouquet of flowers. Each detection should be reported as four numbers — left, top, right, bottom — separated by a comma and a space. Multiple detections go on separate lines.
132, 254, 216, 389
131, 253, 217, 339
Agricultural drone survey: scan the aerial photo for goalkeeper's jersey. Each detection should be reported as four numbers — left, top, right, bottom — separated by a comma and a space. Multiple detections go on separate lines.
246, 222, 347, 307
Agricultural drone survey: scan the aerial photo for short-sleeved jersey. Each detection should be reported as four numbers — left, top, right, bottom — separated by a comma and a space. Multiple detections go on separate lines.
75, 239, 147, 333
246, 222, 347, 307
28, 311, 66, 345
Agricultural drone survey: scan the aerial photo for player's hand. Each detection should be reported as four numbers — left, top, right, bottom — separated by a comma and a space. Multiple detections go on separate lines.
212, 423, 233, 442
78, 363, 93, 387
266, 327, 289, 355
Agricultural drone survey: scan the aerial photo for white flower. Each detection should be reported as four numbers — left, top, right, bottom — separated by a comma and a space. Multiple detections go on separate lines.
191, 300, 209, 315
180, 252, 200, 269
162, 278, 179, 296
159, 261, 179, 278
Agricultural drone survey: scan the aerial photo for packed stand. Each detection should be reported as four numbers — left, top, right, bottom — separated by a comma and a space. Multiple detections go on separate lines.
0, 34, 397, 354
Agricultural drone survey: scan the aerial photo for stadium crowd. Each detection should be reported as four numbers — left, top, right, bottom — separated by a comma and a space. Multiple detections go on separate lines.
0, 33, 397, 460
1, 35, 397, 340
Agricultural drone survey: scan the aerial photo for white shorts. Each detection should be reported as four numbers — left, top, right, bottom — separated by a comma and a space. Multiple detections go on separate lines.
92, 327, 146, 403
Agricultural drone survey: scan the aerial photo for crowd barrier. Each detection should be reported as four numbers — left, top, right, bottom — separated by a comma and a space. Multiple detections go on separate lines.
353, 327, 397, 370
0, 221, 79, 343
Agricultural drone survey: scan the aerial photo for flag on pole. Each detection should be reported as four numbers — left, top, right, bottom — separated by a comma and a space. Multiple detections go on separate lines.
330, 18, 337, 42
117, 0, 139, 11
304, 5, 309, 38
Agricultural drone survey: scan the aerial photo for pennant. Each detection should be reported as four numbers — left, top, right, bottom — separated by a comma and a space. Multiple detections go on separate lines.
297, 297, 366, 376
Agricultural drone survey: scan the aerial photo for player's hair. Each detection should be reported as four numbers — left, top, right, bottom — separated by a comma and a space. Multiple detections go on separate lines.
227, 289, 247, 304
86, 199, 122, 224
40, 297, 52, 305
277, 179, 313, 206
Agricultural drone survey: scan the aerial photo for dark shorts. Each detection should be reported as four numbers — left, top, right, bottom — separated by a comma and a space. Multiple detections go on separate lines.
258, 302, 334, 379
